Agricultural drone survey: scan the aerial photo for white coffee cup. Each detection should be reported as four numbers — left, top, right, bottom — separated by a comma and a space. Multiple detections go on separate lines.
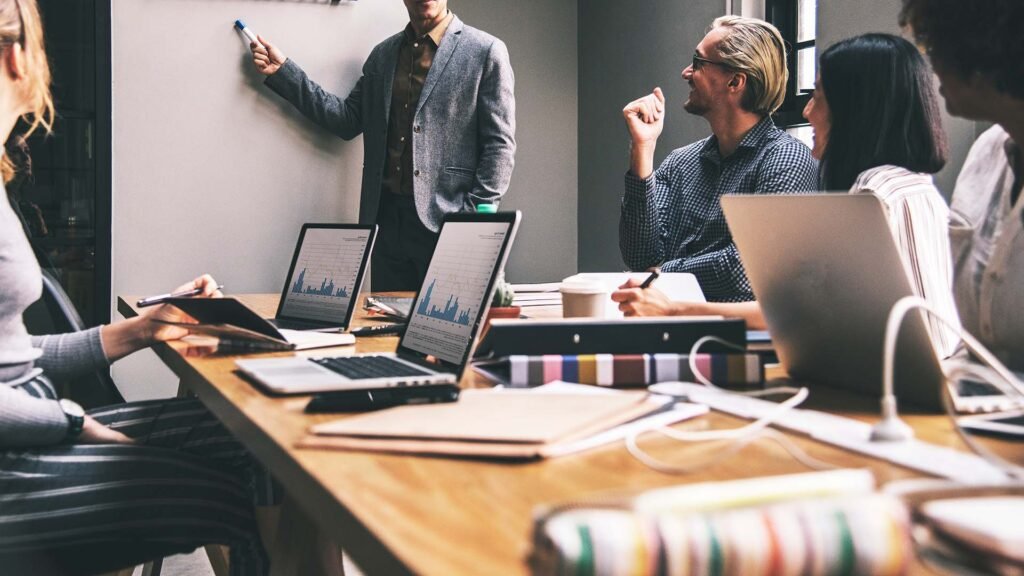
559, 279, 610, 318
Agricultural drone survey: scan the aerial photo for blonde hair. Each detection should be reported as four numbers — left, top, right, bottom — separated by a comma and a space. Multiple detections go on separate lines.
710, 16, 788, 115
0, 0, 53, 183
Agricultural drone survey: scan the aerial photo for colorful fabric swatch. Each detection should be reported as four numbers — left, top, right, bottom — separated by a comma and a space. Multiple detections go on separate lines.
506, 353, 763, 388
530, 494, 911, 576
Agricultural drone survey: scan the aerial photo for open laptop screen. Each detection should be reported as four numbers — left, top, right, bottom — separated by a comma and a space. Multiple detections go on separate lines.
276, 224, 376, 328
400, 215, 518, 366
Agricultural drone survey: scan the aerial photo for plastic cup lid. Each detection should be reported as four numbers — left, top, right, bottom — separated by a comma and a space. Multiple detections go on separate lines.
559, 280, 608, 294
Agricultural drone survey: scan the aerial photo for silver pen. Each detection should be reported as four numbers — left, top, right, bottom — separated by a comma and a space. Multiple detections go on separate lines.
137, 284, 225, 308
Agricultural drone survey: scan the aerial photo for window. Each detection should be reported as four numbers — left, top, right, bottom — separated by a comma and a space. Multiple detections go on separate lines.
14, 0, 112, 326
766, 0, 816, 145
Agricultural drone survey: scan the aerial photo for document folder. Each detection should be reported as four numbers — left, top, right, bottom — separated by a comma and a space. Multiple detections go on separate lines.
300, 389, 687, 460
473, 317, 746, 358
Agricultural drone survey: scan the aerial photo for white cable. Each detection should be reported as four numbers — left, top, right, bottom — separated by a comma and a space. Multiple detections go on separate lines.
629, 297, 1024, 477
625, 385, 843, 474
877, 296, 1024, 441
884, 296, 1024, 401
654, 386, 809, 441
626, 427, 838, 475
880, 296, 1024, 478
686, 335, 801, 397
623, 334, 828, 475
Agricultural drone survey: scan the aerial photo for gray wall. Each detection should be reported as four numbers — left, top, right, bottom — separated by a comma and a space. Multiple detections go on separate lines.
578, 0, 725, 271
455, 1, 579, 283
817, 0, 980, 198
110, 1, 578, 398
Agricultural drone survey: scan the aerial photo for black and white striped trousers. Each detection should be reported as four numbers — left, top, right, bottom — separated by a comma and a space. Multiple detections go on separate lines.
0, 377, 278, 576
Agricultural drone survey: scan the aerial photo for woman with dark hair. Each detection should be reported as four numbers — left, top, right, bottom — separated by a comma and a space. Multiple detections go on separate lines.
901, 0, 1024, 372
812, 33, 947, 191
613, 33, 960, 358
0, 0, 273, 573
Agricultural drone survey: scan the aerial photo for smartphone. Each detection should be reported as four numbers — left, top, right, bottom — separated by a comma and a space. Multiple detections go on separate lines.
305, 384, 460, 413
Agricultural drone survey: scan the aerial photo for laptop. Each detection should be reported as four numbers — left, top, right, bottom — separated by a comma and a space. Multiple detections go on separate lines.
236, 211, 521, 394
269, 224, 377, 331
721, 193, 945, 410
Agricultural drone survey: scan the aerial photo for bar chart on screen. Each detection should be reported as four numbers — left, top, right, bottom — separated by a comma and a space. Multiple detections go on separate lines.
402, 222, 510, 364
279, 228, 372, 323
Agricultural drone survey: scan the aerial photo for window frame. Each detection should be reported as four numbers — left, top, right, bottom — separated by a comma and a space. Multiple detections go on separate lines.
766, 0, 815, 128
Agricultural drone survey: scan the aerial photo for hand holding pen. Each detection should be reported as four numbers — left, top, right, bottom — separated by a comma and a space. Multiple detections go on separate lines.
638, 267, 661, 289
138, 284, 225, 307
611, 268, 675, 316
132, 275, 225, 346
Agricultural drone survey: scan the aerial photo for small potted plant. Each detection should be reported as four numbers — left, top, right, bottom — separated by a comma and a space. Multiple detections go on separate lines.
484, 273, 520, 332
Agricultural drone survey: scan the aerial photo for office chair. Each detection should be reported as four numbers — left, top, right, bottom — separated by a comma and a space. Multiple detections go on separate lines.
22, 267, 126, 408
21, 269, 170, 576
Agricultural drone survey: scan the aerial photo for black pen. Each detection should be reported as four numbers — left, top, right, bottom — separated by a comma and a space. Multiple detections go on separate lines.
349, 323, 406, 337
137, 284, 225, 308
639, 268, 661, 289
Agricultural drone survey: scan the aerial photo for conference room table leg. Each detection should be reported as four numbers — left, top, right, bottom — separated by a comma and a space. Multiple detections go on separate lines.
269, 494, 346, 576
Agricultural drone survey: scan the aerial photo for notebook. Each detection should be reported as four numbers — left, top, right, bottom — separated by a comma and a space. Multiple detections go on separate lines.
301, 388, 692, 460
161, 297, 355, 351
269, 223, 377, 331
235, 211, 521, 394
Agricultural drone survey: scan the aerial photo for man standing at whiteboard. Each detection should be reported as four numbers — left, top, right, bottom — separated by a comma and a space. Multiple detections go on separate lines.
249, 0, 516, 290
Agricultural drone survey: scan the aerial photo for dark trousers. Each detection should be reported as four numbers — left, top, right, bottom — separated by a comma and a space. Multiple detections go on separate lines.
0, 377, 276, 576
372, 193, 439, 292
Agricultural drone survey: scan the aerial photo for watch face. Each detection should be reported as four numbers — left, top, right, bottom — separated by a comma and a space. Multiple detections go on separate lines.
60, 399, 85, 418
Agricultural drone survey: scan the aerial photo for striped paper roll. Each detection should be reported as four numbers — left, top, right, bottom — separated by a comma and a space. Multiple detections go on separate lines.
530, 494, 911, 576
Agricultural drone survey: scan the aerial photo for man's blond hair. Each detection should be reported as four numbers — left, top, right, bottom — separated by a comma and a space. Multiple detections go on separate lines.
710, 15, 788, 115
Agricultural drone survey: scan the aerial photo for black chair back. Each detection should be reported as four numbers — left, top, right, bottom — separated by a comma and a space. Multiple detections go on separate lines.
23, 268, 126, 408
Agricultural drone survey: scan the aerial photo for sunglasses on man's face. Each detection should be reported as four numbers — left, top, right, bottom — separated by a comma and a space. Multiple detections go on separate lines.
691, 53, 731, 71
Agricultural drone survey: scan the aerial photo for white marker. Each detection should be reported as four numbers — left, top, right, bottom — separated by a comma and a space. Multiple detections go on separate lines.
234, 19, 260, 46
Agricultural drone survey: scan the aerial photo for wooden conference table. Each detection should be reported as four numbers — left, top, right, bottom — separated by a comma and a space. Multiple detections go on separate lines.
118, 293, 969, 576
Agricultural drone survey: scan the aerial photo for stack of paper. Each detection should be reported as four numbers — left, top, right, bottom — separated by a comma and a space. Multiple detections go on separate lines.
511, 282, 562, 308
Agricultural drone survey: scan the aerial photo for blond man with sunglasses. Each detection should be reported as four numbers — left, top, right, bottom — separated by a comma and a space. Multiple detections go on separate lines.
620, 16, 817, 303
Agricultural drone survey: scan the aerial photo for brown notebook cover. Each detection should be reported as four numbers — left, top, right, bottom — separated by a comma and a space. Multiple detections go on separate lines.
299, 389, 672, 460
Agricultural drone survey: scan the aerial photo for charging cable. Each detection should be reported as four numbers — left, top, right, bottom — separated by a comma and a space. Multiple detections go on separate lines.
626, 335, 839, 474
880, 296, 1024, 477
874, 296, 1024, 444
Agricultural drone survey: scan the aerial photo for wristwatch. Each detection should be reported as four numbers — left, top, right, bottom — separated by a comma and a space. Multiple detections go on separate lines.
59, 399, 85, 441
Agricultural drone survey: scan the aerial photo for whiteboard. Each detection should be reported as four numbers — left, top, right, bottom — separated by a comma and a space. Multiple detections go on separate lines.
112, 0, 408, 298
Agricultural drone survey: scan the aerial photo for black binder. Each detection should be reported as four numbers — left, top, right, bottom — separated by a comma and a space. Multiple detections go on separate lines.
473, 317, 746, 358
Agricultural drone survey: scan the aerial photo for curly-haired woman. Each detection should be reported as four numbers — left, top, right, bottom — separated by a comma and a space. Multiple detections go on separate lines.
901, 0, 1024, 371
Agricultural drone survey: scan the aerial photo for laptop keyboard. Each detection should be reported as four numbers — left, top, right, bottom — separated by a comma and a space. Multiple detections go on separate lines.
312, 356, 433, 380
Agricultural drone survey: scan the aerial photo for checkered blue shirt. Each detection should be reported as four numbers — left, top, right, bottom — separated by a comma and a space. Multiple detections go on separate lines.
619, 117, 818, 302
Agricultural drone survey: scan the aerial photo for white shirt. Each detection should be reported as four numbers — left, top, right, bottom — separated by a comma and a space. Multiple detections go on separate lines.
949, 125, 1024, 371
852, 165, 960, 359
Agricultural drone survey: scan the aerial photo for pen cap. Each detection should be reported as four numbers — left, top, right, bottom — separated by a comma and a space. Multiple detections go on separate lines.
235, 19, 259, 44
475, 204, 497, 214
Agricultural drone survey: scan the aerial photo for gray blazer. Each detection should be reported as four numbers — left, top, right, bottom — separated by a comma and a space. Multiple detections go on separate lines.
265, 16, 516, 232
